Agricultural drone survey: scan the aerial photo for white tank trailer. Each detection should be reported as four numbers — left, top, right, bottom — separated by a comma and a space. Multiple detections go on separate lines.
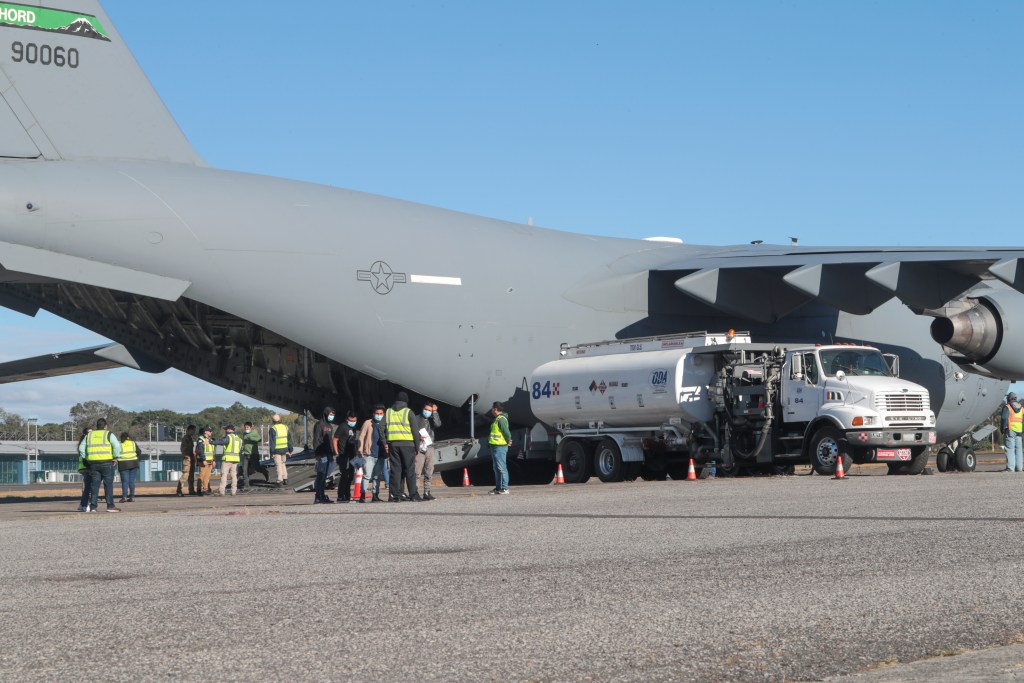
528, 331, 938, 482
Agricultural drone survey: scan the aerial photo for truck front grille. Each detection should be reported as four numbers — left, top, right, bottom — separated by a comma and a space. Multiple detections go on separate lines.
875, 391, 929, 412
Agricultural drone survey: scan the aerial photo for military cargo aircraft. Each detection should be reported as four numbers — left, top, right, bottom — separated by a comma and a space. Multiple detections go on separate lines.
0, 1, 1021, 452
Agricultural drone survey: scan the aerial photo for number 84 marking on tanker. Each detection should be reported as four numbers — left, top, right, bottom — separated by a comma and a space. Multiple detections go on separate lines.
532, 381, 560, 399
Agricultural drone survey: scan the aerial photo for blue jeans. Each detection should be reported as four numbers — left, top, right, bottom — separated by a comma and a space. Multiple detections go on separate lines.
491, 445, 509, 491
87, 461, 116, 508
120, 467, 138, 498
1006, 432, 1023, 471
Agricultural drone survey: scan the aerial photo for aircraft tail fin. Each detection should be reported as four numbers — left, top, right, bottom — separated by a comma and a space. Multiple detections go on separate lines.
0, 1, 203, 164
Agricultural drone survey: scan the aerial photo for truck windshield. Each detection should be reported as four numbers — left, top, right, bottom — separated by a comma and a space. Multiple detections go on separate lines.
819, 349, 893, 377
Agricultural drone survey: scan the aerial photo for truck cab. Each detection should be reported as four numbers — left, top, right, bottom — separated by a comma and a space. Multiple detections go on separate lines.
780, 345, 937, 474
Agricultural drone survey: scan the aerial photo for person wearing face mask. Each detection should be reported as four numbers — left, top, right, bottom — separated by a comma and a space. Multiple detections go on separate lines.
358, 404, 389, 502
240, 421, 269, 489
333, 410, 360, 502
411, 402, 442, 501
311, 406, 337, 504
386, 391, 420, 502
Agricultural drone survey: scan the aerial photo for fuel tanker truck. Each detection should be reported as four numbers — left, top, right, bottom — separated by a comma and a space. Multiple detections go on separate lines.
526, 331, 938, 481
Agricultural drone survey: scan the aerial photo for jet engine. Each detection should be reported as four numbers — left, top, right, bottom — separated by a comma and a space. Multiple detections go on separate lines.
930, 290, 1024, 380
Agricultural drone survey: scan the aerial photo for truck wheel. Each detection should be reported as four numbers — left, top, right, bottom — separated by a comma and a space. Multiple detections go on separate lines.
809, 426, 850, 476
886, 447, 929, 475
935, 447, 953, 472
594, 438, 625, 483
559, 440, 592, 484
955, 446, 977, 472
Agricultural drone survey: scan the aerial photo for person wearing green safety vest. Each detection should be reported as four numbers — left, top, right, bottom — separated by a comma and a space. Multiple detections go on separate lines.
212, 425, 244, 496
78, 418, 122, 512
269, 414, 292, 486
117, 431, 141, 503
75, 427, 94, 513
385, 391, 421, 502
488, 402, 512, 495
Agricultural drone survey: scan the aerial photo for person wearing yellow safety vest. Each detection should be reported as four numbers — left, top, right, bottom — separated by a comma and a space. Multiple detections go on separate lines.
77, 418, 122, 512
212, 425, 244, 496
117, 431, 141, 503
385, 391, 421, 502
75, 427, 94, 513
487, 402, 512, 495
194, 426, 216, 497
1001, 392, 1024, 472
269, 414, 292, 487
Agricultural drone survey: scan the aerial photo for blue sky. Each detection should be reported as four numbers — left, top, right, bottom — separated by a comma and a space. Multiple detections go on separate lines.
1, 0, 1022, 422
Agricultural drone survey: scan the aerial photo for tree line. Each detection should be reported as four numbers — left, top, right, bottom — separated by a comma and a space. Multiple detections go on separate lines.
0, 401, 305, 443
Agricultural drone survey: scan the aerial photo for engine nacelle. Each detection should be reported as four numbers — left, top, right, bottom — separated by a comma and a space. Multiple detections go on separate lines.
930, 290, 1024, 380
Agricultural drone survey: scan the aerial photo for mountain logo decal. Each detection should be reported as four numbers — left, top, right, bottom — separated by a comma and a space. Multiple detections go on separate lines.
0, 3, 112, 41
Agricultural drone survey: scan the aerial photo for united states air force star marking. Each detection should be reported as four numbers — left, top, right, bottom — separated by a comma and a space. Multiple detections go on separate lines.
356, 261, 407, 295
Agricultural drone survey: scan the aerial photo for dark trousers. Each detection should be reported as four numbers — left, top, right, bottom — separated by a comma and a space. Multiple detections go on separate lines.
246, 452, 269, 483
79, 469, 93, 508
87, 461, 116, 508
335, 456, 354, 500
388, 442, 417, 499
313, 455, 331, 501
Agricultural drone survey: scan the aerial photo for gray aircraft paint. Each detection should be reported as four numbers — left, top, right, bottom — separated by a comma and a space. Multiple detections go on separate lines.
0, 1, 1018, 443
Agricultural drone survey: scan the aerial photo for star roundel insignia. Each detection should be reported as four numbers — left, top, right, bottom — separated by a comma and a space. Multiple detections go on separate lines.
356, 260, 408, 295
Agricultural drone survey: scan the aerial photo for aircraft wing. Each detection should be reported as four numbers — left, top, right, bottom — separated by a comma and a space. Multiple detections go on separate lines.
656, 244, 1024, 322
0, 343, 167, 384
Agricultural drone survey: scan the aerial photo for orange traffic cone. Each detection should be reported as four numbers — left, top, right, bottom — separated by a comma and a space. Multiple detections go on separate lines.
555, 463, 565, 484
352, 467, 363, 499
833, 456, 847, 480
462, 467, 470, 486
686, 458, 697, 481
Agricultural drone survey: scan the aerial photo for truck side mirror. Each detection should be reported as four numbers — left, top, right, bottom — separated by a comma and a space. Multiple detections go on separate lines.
883, 353, 900, 377
790, 354, 803, 380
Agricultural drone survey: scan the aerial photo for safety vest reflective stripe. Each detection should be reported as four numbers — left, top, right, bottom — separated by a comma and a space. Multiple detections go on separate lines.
199, 438, 215, 461
271, 424, 289, 450
85, 430, 114, 461
489, 416, 509, 446
120, 439, 138, 461
1009, 407, 1023, 433
222, 434, 242, 462
386, 408, 413, 441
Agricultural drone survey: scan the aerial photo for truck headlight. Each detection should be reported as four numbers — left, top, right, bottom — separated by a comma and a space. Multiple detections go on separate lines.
852, 416, 876, 426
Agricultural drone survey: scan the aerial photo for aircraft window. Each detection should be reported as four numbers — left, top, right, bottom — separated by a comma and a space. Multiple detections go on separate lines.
803, 353, 819, 384
819, 349, 893, 377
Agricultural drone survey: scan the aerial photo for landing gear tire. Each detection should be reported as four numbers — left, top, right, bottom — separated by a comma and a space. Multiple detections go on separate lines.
935, 447, 953, 473
886, 447, 929, 475
594, 438, 625, 483
666, 462, 689, 480
955, 445, 977, 472
440, 469, 464, 488
640, 466, 668, 481
810, 426, 851, 476
559, 439, 592, 484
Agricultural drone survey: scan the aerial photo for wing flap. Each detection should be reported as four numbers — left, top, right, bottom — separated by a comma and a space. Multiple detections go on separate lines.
0, 343, 166, 384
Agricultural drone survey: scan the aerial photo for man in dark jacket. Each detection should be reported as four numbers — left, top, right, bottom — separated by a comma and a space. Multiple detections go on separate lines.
411, 402, 442, 501
385, 392, 420, 502
312, 407, 337, 504
333, 411, 360, 502
241, 421, 269, 488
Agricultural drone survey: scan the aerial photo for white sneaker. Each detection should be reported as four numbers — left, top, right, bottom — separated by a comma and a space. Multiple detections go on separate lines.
76, 505, 88, 512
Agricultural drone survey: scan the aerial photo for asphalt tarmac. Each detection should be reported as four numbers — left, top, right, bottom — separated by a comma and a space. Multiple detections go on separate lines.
1, 468, 1023, 682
